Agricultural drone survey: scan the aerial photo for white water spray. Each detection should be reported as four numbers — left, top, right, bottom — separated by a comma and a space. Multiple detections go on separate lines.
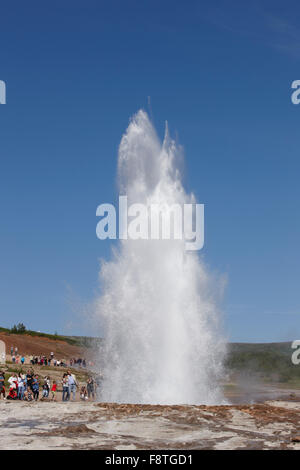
95, 110, 226, 404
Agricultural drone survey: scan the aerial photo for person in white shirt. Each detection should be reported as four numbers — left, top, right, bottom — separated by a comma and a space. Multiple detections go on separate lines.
8, 374, 17, 389
17, 373, 25, 400
67, 370, 78, 401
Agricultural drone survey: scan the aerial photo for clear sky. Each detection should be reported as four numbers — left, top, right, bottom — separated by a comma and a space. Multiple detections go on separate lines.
0, 0, 299, 342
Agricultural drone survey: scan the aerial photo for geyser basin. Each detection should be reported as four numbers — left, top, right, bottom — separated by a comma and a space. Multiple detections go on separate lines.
95, 110, 226, 405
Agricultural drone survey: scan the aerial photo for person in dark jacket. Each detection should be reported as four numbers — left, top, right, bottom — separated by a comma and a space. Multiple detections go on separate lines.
31, 375, 39, 401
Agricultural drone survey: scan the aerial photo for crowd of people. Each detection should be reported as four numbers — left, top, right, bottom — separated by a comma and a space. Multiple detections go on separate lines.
0, 345, 98, 402
0, 369, 97, 402
10, 347, 88, 369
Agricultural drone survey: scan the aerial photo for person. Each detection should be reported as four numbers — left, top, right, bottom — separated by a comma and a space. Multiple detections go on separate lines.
80, 386, 88, 401
61, 373, 69, 402
87, 377, 95, 400
0, 371, 5, 399
42, 380, 49, 398
7, 388, 17, 400
17, 373, 25, 400
51, 381, 57, 401
7, 374, 18, 400
24, 389, 33, 401
32, 375, 39, 401
8, 373, 18, 390
26, 369, 33, 392
46, 376, 50, 390
23, 373, 28, 392
10, 346, 13, 356
21, 355, 25, 365
67, 370, 77, 401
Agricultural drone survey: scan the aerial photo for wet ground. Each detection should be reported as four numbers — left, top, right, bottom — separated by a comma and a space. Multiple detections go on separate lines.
0, 385, 299, 450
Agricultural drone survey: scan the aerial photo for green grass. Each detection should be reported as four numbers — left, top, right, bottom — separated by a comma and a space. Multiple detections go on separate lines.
226, 342, 300, 385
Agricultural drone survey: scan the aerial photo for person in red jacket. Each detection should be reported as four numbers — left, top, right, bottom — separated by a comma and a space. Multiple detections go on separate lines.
7, 388, 17, 400
51, 381, 57, 402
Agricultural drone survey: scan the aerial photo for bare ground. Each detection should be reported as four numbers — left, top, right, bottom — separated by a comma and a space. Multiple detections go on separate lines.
0, 332, 86, 359
0, 396, 299, 450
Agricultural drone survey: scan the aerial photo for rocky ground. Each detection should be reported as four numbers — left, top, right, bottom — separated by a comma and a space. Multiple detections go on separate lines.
0, 393, 299, 450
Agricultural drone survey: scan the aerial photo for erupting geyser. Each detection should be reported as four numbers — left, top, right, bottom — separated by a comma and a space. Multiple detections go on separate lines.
95, 110, 226, 404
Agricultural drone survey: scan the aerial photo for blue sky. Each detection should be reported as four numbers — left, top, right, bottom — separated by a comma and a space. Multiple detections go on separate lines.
0, 0, 299, 341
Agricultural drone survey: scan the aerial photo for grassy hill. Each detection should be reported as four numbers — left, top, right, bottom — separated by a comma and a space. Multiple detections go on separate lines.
1, 326, 299, 385
226, 342, 300, 385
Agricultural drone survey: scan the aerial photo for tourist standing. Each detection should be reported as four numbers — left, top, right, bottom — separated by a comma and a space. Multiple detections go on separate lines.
61, 373, 69, 401
17, 373, 25, 400
67, 370, 77, 401
51, 381, 57, 401
26, 369, 33, 392
8, 373, 18, 389
87, 377, 95, 400
32, 375, 39, 401
42, 379, 49, 398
